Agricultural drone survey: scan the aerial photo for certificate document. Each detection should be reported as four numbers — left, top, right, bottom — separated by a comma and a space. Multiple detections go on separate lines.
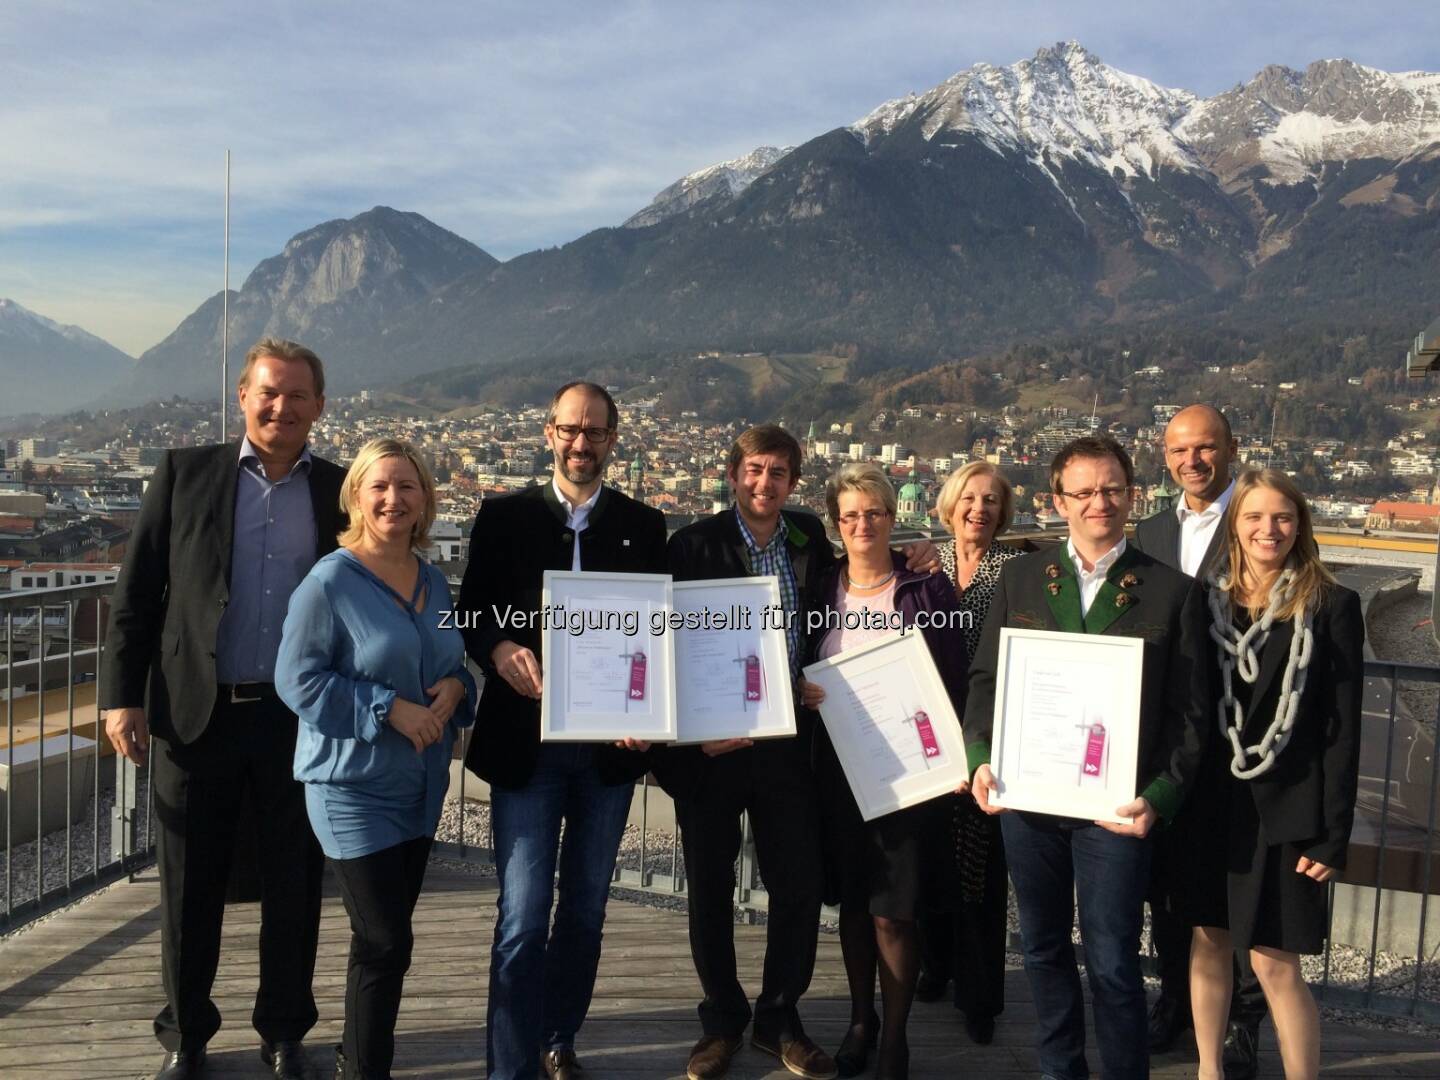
541, 571, 676, 742
803, 630, 968, 821
989, 628, 1143, 823
672, 577, 796, 743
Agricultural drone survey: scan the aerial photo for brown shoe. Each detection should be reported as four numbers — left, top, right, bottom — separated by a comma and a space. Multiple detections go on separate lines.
541, 1048, 583, 1080
751, 1032, 838, 1080
686, 1034, 743, 1080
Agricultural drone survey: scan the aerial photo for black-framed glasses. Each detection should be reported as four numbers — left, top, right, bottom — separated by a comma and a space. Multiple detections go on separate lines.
551, 424, 614, 442
837, 510, 892, 527
1058, 486, 1128, 503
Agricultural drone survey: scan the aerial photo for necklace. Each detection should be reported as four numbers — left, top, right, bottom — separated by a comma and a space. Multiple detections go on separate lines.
845, 568, 896, 590
1206, 569, 1313, 780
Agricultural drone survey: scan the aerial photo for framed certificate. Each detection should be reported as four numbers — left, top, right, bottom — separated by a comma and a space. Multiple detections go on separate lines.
671, 576, 796, 744
540, 570, 676, 742
989, 627, 1143, 824
802, 630, 968, 821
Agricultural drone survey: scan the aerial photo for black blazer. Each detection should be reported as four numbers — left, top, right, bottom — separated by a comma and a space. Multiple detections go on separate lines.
457, 482, 668, 790
100, 442, 346, 745
1132, 505, 1227, 580
651, 507, 837, 797
963, 545, 1212, 822
1202, 585, 1365, 868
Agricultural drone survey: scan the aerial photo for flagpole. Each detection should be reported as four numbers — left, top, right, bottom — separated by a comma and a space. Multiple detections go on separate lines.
221, 149, 231, 440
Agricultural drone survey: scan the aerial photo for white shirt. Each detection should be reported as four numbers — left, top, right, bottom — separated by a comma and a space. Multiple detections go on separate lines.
552, 478, 601, 571
1176, 479, 1234, 578
1067, 536, 1127, 617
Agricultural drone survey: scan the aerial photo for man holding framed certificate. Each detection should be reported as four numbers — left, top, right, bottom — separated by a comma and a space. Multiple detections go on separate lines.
965, 435, 1210, 1080
458, 381, 668, 1080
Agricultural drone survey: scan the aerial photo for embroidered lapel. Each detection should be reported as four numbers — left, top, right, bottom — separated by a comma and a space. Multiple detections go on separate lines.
1085, 546, 1142, 635
1041, 547, 1085, 633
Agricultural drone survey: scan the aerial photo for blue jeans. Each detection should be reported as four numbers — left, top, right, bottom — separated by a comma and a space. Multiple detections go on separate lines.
487, 744, 634, 1080
1001, 812, 1153, 1080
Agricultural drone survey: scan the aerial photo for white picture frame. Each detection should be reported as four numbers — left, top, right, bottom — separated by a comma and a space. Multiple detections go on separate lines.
671, 576, 797, 744
539, 570, 676, 742
989, 627, 1144, 824
802, 630, 969, 822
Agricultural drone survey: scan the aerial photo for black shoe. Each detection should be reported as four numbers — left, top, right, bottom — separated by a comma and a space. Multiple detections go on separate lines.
963, 1013, 995, 1045
913, 970, 948, 1003
1146, 994, 1191, 1053
261, 1040, 309, 1080
1222, 1019, 1260, 1080
833, 1015, 878, 1078
155, 1048, 206, 1079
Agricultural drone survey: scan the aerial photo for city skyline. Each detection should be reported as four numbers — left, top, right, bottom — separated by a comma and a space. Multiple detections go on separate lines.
3, 1, 1439, 355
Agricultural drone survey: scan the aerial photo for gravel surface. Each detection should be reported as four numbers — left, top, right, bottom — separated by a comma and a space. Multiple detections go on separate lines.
0, 765, 150, 912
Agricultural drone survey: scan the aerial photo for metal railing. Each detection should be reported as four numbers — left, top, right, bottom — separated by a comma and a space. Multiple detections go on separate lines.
1, 582, 154, 935
4, 583, 1438, 1025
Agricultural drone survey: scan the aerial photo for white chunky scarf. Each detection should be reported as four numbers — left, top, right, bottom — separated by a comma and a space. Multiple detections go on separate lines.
1206, 570, 1314, 780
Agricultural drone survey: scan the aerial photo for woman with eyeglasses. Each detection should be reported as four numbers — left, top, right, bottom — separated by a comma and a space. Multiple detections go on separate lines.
797, 461, 968, 1080
1178, 469, 1363, 1080
911, 461, 1020, 1043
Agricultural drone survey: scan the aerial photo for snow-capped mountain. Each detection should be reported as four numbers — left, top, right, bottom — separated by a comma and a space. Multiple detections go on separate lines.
852, 41, 1203, 179
624, 145, 794, 227
0, 298, 133, 415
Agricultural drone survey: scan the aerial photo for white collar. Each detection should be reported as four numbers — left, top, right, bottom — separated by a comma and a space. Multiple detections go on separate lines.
551, 477, 601, 515
1067, 535, 1126, 576
1176, 478, 1235, 524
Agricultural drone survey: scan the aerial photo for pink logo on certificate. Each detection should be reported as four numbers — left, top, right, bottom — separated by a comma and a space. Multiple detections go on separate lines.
911, 710, 941, 758
1083, 722, 1106, 777
628, 651, 647, 701
744, 655, 762, 702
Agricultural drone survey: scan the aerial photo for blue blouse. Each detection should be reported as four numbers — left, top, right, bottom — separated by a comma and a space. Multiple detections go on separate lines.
276, 548, 477, 859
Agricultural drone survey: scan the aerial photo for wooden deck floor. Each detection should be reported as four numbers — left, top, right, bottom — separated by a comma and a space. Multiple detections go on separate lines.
1, 863, 1437, 1079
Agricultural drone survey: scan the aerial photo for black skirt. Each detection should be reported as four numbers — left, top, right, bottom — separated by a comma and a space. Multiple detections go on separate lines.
1176, 757, 1330, 955
816, 727, 938, 921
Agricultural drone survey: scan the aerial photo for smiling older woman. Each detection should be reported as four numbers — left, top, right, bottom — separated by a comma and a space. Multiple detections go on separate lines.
798, 461, 967, 1080
913, 459, 1019, 1043
276, 438, 477, 1080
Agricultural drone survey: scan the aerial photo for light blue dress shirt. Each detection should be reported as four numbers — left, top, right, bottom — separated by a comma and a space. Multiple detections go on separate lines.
215, 438, 318, 683
276, 548, 477, 860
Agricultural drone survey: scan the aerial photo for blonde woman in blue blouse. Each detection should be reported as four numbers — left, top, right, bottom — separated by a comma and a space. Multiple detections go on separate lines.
277, 438, 476, 1080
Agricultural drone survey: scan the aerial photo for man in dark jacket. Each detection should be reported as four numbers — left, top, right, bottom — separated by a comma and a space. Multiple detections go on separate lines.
1133, 403, 1265, 1078
101, 338, 342, 1080
458, 381, 666, 1080
967, 435, 1211, 1080
659, 425, 936, 1080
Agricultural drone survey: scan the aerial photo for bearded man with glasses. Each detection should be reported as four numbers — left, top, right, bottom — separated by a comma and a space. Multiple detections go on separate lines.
457, 381, 668, 1080
963, 435, 1212, 1080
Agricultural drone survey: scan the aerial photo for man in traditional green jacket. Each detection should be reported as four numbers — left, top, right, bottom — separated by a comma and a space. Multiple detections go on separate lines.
965, 434, 1211, 1080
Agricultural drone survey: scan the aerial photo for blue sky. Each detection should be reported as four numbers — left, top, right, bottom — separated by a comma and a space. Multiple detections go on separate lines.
2, 1, 1437, 356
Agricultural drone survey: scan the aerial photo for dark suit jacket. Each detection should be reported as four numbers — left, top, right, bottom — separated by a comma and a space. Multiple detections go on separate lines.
1132, 504, 1227, 580
99, 442, 346, 745
1202, 585, 1365, 868
651, 507, 836, 798
457, 482, 668, 790
963, 544, 1211, 822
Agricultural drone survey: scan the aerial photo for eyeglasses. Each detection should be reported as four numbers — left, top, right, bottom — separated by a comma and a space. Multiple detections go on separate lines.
551, 424, 614, 443
1058, 486, 1129, 503
837, 510, 892, 527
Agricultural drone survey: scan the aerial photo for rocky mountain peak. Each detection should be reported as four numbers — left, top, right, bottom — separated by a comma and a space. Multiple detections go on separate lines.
625, 146, 794, 228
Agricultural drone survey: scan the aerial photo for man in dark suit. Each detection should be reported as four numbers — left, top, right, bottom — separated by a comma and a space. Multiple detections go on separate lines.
966, 435, 1210, 1080
660, 425, 936, 1080
1133, 404, 1265, 1078
457, 381, 666, 1080
102, 338, 343, 1080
